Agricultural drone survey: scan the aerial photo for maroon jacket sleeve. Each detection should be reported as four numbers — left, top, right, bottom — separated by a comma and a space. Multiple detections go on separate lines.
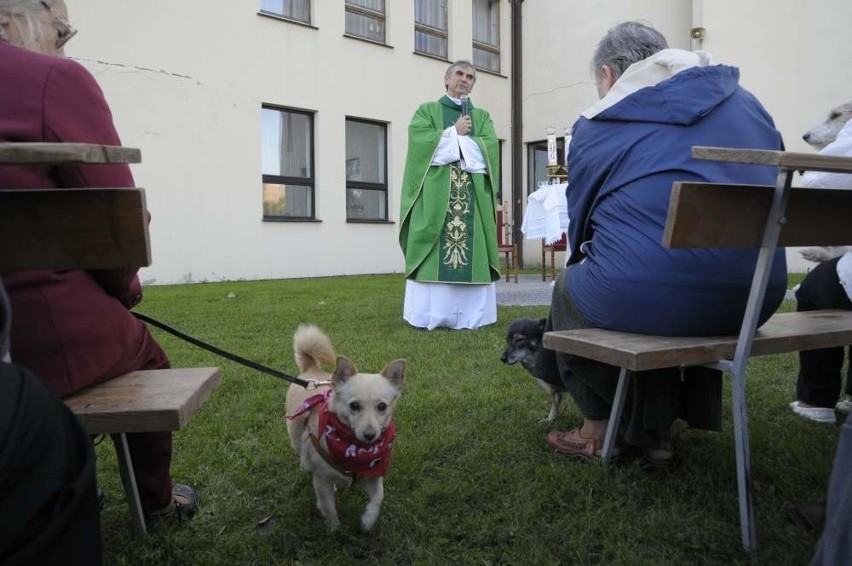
43, 59, 142, 308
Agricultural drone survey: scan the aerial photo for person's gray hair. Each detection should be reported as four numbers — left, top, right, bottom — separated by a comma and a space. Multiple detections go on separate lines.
0, 0, 54, 43
591, 21, 668, 81
445, 60, 476, 83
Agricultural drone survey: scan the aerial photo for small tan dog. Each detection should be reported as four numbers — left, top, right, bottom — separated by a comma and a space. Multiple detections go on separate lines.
285, 324, 405, 531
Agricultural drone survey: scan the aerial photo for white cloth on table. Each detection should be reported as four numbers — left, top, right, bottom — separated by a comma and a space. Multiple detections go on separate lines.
521, 182, 570, 244
403, 280, 496, 330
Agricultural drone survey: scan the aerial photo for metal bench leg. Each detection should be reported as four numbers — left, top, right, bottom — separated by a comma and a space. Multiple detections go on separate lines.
602, 367, 631, 463
730, 367, 756, 554
111, 432, 147, 535
727, 167, 794, 555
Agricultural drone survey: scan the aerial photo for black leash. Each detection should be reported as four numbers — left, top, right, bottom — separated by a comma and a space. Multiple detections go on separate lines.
132, 311, 320, 389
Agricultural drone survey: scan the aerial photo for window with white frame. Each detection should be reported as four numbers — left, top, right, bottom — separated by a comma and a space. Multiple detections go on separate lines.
259, 0, 310, 24
345, 0, 385, 43
472, 0, 500, 73
414, 0, 447, 59
345, 118, 388, 221
262, 105, 315, 220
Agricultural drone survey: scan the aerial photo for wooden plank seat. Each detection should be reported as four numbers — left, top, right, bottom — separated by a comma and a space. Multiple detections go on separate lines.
545, 310, 852, 373
63, 368, 222, 534
0, 142, 222, 535
542, 148, 852, 555
64, 368, 223, 435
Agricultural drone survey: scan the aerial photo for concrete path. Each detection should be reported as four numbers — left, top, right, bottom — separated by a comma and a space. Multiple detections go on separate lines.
495, 274, 554, 306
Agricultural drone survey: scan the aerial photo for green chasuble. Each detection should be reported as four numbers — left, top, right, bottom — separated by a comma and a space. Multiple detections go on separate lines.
398, 96, 501, 283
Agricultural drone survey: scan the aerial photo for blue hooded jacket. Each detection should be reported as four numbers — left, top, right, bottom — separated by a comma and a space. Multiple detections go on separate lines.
565, 61, 787, 336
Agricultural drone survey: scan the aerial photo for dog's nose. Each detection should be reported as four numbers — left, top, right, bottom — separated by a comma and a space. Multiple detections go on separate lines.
803, 133, 811, 142
363, 431, 376, 442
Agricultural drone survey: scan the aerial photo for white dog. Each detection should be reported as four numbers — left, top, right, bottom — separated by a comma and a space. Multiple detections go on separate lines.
802, 99, 852, 150
285, 324, 405, 531
799, 99, 852, 263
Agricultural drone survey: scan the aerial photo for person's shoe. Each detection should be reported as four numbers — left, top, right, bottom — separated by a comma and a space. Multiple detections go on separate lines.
546, 427, 619, 461
146, 484, 198, 528
790, 400, 836, 423
624, 431, 674, 469
836, 399, 852, 415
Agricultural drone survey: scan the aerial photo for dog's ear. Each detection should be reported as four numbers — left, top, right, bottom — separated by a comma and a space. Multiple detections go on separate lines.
333, 356, 358, 386
380, 359, 406, 389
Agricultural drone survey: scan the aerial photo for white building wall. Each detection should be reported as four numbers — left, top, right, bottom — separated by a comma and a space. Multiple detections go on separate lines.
67, 1, 852, 283
67, 1, 512, 284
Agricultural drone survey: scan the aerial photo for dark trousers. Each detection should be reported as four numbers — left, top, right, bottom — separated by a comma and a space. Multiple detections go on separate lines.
796, 258, 852, 408
96, 332, 174, 514
812, 412, 852, 565
533, 267, 722, 438
0, 363, 101, 566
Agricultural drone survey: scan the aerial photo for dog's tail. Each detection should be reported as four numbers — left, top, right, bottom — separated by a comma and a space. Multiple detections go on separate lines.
293, 324, 336, 374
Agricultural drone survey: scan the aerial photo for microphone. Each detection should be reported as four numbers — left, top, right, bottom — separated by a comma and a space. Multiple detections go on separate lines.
460, 95, 469, 117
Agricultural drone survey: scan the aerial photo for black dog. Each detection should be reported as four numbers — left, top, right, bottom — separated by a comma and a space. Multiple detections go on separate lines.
500, 317, 565, 424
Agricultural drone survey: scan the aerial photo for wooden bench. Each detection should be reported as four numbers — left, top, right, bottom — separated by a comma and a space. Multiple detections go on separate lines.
63, 368, 222, 534
542, 146, 852, 555
0, 142, 223, 535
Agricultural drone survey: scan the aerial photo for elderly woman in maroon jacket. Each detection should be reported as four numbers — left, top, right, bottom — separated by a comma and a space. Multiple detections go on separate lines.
0, 0, 196, 525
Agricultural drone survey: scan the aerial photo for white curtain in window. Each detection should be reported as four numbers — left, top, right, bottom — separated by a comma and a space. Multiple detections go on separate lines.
472, 0, 498, 47
261, 0, 309, 23
346, 0, 384, 12
415, 0, 446, 29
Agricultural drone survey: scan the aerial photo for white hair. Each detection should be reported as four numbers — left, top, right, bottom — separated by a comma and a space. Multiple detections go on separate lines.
591, 21, 668, 81
0, 0, 54, 44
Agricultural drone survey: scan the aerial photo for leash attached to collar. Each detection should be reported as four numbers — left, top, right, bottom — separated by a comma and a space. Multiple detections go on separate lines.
132, 311, 329, 390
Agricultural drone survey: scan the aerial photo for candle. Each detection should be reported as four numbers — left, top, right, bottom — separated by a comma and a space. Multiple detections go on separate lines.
546, 127, 557, 166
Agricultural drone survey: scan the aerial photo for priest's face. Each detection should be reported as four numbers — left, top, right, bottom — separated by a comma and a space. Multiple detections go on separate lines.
444, 64, 476, 99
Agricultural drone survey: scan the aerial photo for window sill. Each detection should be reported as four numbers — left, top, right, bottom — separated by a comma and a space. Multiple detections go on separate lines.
413, 51, 450, 64
257, 11, 318, 30
262, 217, 322, 223
474, 67, 507, 79
346, 219, 395, 225
343, 33, 393, 49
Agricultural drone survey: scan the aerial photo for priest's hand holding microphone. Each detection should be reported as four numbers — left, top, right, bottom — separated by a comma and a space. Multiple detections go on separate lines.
455, 94, 472, 135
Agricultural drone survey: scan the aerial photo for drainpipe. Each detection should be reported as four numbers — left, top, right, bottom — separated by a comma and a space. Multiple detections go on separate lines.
510, 0, 524, 265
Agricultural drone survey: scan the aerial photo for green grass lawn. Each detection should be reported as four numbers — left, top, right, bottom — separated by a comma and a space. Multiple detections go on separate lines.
95, 273, 836, 565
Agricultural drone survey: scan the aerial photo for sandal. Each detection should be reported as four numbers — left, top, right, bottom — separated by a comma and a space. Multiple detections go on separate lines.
146, 484, 198, 527
546, 427, 620, 461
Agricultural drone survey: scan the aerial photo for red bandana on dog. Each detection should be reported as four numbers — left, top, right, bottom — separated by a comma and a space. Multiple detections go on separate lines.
287, 391, 395, 478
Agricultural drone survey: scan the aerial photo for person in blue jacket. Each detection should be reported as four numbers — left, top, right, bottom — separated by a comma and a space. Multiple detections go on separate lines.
534, 21, 787, 467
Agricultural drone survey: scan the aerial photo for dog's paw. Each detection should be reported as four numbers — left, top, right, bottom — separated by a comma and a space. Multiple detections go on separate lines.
538, 414, 557, 425
326, 520, 341, 533
361, 509, 379, 531
800, 246, 847, 263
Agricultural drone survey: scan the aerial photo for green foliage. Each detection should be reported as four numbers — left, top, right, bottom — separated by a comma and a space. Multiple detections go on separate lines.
96, 275, 836, 565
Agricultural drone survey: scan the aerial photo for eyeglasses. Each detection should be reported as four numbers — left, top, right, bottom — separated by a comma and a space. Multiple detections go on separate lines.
40, 1, 77, 49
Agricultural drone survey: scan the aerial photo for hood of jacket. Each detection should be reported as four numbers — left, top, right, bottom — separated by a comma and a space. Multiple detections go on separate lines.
581, 49, 740, 127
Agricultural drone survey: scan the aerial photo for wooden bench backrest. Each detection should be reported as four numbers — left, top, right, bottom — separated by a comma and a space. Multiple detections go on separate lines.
0, 187, 150, 271
663, 182, 852, 248
0, 143, 149, 271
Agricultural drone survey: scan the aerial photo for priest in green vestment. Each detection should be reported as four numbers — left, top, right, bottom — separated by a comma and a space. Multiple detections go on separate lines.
398, 60, 501, 330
